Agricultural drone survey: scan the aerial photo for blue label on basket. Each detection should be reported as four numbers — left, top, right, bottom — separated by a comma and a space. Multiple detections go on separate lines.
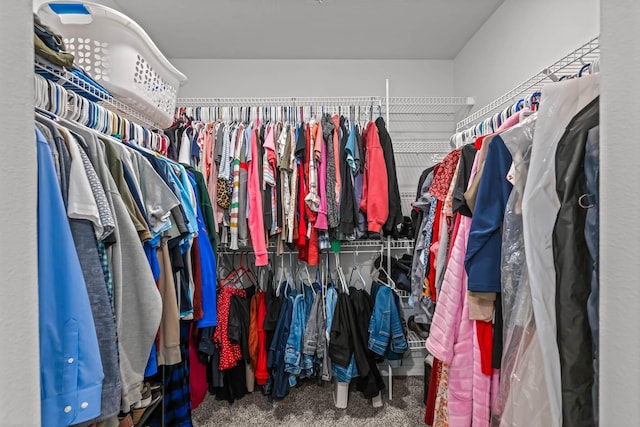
49, 3, 90, 15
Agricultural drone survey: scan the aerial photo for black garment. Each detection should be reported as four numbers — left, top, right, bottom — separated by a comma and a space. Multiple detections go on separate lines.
553, 97, 599, 427
263, 285, 283, 356
229, 294, 251, 361
452, 144, 478, 217
295, 122, 306, 158
164, 120, 181, 161
276, 165, 284, 232
259, 125, 272, 234
374, 255, 412, 293
375, 117, 403, 237
350, 288, 385, 399
339, 117, 357, 236
411, 166, 435, 241
356, 126, 365, 174
492, 294, 503, 370
329, 293, 370, 377
213, 360, 248, 403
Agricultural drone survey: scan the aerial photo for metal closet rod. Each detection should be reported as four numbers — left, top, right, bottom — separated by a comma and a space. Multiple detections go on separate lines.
175, 96, 382, 107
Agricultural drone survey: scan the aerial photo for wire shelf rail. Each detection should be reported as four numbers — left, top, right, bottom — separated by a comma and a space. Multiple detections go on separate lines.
456, 36, 600, 132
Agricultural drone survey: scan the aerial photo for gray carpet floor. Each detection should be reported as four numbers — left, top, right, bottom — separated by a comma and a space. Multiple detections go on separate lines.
193, 376, 425, 427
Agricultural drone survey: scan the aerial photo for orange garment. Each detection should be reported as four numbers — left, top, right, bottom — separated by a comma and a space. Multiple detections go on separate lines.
248, 292, 260, 371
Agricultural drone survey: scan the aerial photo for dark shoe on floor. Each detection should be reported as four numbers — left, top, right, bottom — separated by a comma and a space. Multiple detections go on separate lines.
408, 315, 430, 339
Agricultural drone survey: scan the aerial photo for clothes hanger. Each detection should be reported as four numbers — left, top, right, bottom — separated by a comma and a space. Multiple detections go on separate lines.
374, 249, 398, 294
276, 254, 285, 297
348, 249, 367, 290
334, 253, 349, 295
240, 251, 258, 286
578, 63, 591, 77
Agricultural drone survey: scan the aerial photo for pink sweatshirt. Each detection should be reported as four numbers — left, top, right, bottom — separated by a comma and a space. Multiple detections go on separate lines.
247, 121, 268, 265
315, 123, 329, 230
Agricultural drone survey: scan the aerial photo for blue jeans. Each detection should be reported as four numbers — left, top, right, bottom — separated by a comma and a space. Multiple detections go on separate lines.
333, 354, 359, 383
285, 294, 305, 385
584, 127, 599, 424
368, 284, 408, 356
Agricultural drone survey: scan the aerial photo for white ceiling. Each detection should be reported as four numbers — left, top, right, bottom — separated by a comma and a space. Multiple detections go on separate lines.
105, 0, 504, 60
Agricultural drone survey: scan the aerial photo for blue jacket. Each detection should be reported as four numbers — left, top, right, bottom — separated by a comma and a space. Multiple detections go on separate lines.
188, 172, 217, 328
37, 128, 104, 426
368, 284, 408, 357
465, 135, 513, 293
284, 293, 306, 382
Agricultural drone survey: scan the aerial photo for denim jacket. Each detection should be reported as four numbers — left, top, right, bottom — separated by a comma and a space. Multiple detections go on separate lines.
284, 294, 306, 384
368, 284, 408, 357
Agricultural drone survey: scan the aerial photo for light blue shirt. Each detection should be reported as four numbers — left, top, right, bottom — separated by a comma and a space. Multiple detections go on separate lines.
325, 284, 338, 341
345, 122, 357, 173
163, 158, 198, 253
37, 128, 103, 426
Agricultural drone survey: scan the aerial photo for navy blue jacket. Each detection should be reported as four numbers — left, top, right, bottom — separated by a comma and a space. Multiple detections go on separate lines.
465, 135, 513, 293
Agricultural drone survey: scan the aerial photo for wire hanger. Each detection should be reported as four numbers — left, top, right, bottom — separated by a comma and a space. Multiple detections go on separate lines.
334, 253, 349, 295
348, 249, 367, 290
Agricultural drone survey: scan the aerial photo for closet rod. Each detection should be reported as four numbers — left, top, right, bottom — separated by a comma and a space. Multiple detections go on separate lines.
34, 74, 162, 149
175, 96, 382, 107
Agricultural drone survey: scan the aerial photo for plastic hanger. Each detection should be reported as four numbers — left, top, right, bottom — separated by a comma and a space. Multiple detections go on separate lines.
276, 255, 285, 297
578, 63, 591, 77
374, 250, 398, 294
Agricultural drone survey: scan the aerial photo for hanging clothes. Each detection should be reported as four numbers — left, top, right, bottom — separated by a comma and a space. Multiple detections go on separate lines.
522, 75, 599, 427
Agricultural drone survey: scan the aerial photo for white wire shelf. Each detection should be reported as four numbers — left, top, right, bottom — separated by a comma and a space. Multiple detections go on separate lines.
35, 59, 165, 130
407, 330, 428, 351
176, 96, 382, 107
456, 35, 600, 132
386, 96, 475, 117
394, 141, 453, 153
217, 238, 414, 253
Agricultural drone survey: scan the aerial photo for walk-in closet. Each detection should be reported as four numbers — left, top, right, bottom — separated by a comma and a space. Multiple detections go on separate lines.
2, 0, 640, 426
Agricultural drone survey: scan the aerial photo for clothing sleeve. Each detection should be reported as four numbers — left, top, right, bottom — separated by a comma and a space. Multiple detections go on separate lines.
137, 155, 180, 235
464, 136, 513, 293
452, 145, 478, 217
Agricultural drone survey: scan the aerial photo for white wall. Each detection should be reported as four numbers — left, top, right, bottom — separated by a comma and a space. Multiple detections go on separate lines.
599, 0, 640, 424
0, 1, 40, 426
454, 0, 600, 113
171, 59, 454, 98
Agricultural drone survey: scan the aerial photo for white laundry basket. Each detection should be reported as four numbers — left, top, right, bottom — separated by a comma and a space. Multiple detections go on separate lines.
37, 1, 187, 128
